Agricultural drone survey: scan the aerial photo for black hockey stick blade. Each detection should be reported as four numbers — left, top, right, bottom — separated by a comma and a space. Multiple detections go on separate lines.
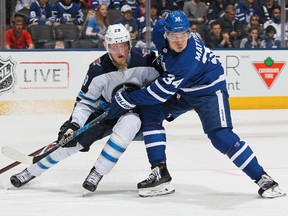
2, 111, 109, 164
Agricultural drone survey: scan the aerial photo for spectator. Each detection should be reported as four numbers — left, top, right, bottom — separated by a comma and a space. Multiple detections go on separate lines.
207, 0, 229, 24
52, 0, 84, 27
91, 0, 120, 10
29, 0, 54, 26
258, 0, 280, 24
73, 0, 93, 10
134, 27, 156, 48
204, 21, 232, 48
138, 3, 160, 30
239, 26, 261, 48
218, 4, 243, 48
113, 4, 138, 40
226, 0, 240, 4
120, 0, 139, 18
244, 15, 265, 40
261, 25, 281, 48
174, 0, 185, 11
15, 0, 36, 13
263, 6, 288, 42
133, 0, 146, 23
190, 23, 202, 40
48, 0, 58, 5
15, 0, 36, 22
235, 0, 260, 27
153, 0, 179, 17
86, 4, 109, 47
6, 15, 34, 49
183, 0, 208, 25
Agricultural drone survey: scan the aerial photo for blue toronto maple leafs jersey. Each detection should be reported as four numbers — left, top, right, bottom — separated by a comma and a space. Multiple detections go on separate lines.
125, 18, 226, 105
52, 1, 84, 25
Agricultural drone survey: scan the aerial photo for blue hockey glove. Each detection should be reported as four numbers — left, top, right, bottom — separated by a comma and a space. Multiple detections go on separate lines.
107, 91, 136, 119
57, 121, 80, 147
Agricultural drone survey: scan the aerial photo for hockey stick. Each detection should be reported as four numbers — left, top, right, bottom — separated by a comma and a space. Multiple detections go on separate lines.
0, 146, 46, 174
1, 111, 109, 165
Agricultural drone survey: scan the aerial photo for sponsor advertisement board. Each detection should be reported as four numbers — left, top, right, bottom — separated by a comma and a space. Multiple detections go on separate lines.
0, 49, 287, 114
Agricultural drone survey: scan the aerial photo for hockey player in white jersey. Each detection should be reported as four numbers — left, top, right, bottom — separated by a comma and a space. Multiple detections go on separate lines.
10, 24, 163, 193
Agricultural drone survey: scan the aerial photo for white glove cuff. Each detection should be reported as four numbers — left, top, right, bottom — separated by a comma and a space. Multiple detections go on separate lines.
115, 92, 136, 110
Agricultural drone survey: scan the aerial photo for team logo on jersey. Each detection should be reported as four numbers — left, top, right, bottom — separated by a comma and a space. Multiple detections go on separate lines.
252, 57, 285, 88
111, 83, 140, 98
0, 56, 16, 95
175, 16, 181, 22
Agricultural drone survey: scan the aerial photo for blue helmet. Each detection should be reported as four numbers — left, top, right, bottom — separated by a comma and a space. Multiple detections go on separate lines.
164, 10, 190, 33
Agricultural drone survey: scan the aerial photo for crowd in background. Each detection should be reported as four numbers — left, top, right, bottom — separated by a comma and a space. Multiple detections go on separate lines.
5, 0, 288, 49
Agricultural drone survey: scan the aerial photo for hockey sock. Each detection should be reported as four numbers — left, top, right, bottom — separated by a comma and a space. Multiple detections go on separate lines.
226, 141, 264, 181
27, 143, 83, 176
94, 134, 128, 175
143, 124, 167, 165
95, 113, 141, 175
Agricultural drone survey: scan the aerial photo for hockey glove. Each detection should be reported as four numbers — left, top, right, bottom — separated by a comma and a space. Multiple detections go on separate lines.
107, 91, 136, 119
57, 121, 80, 147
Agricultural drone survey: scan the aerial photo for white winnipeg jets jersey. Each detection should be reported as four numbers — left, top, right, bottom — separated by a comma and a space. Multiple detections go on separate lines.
71, 47, 160, 127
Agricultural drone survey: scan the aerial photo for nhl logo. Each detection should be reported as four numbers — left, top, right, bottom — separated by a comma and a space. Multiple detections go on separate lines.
0, 56, 16, 95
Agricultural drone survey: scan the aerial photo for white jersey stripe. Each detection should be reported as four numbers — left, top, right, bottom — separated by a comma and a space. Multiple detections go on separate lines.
230, 142, 248, 162
180, 74, 225, 92
145, 141, 166, 148
147, 86, 167, 102
216, 90, 227, 127
143, 129, 166, 136
239, 153, 255, 170
155, 79, 175, 95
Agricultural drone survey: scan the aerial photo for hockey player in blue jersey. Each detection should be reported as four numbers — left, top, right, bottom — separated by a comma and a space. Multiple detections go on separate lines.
10, 24, 163, 193
107, 10, 285, 198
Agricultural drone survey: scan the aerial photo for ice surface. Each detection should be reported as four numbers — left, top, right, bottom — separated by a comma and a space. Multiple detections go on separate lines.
0, 110, 287, 216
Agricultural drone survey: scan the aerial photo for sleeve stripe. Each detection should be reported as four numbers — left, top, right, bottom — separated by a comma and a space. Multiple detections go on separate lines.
78, 91, 96, 103
180, 74, 225, 92
147, 86, 167, 102
155, 79, 175, 95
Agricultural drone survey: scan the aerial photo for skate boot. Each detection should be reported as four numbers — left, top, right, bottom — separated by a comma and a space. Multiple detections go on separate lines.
256, 172, 286, 198
137, 162, 175, 197
82, 166, 103, 193
10, 168, 35, 188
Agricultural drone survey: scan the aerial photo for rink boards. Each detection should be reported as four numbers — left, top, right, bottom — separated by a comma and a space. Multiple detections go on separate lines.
0, 49, 288, 115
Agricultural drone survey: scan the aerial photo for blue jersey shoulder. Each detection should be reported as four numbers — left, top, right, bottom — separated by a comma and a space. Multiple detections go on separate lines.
152, 18, 166, 54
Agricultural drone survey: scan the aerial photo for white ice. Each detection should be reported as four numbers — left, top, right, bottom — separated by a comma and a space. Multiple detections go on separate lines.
0, 109, 287, 216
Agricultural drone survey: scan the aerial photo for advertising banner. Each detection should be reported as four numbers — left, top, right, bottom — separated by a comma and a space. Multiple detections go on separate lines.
0, 49, 287, 114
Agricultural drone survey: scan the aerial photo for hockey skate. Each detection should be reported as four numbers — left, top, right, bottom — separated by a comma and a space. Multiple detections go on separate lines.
137, 162, 175, 197
82, 166, 103, 194
10, 168, 35, 188
256, 172, 286, 198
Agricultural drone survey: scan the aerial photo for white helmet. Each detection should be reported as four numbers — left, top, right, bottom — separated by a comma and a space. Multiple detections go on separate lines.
105, 24, 131, 51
